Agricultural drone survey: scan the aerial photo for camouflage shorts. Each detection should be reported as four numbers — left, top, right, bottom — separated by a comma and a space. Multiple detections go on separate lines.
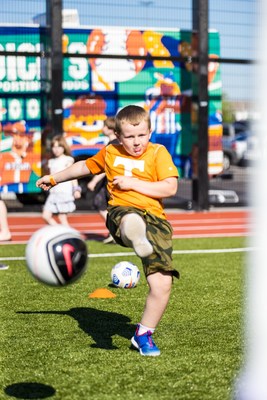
106, 206, 179, 279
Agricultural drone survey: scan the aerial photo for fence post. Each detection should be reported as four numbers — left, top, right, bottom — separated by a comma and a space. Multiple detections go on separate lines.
192, 0, 209, 210
46, 0, 63, 136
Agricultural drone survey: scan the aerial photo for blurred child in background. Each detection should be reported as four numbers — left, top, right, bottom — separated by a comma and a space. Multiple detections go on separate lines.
42, 135, 81, 227
87, 117, 119, 243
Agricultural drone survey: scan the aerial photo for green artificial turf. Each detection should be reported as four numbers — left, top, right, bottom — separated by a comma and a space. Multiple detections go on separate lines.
0, 237, 246, 400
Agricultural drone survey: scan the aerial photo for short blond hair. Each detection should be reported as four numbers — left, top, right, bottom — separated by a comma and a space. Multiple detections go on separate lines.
115, 105, 151, 135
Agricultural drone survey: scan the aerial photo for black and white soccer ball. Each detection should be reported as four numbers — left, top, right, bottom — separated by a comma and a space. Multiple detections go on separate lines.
25, 225, 88, 286
111, 261, 140, 289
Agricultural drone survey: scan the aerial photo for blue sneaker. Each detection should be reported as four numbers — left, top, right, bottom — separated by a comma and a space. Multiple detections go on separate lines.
131, 327, 161, 356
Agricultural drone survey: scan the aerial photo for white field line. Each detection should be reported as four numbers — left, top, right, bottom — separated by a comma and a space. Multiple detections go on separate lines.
0, 247, 256, 262
172, 232, 250, 239
168, 217, 249, 225
172, 223, 250, 231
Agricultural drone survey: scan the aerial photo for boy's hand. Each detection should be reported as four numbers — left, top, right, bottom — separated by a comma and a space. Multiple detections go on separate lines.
36, 175, 53, 191
113, 176, 138, 190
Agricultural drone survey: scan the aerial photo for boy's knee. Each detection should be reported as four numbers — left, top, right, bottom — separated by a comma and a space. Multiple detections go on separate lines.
120, 213, 153, 258
120, 213, 146, 242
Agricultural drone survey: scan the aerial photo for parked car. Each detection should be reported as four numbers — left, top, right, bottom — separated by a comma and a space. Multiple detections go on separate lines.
222, 121, 253, 170
222, 123, 234, 170
223, 122, 235, 139
233, 133, 250, 165
222, 134, 245, 169
239, 131, 259, 166
233, 120, 252, 134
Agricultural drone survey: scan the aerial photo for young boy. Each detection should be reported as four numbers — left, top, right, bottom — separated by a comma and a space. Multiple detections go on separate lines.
36, 105, 179, 356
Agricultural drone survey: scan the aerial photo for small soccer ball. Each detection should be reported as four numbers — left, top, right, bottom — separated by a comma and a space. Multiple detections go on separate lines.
111, 261, 140, 289
25, 225, 88, 286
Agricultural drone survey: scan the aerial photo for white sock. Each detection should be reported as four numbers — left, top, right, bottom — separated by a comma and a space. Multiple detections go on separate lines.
137, 323, 155, 335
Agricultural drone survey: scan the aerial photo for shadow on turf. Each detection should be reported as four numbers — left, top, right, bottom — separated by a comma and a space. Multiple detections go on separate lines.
17, 308, 136, 350
4, 382, 56, 399
83, 233, 106, 241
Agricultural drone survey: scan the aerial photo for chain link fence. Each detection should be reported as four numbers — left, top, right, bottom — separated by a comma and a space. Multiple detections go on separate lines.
0, 0, 257, 210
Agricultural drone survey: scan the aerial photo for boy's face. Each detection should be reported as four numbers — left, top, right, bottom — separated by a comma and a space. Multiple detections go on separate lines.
118, 120, 151, 157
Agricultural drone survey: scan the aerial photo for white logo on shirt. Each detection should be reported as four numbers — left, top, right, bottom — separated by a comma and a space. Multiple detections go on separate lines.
114, 156, 145, 176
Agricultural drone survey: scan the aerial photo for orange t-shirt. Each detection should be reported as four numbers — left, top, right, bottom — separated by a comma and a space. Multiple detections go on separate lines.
85, 142, 178, 219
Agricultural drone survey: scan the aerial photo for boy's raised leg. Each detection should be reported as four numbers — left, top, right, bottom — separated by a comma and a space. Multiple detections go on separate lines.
120, 213, 153, 258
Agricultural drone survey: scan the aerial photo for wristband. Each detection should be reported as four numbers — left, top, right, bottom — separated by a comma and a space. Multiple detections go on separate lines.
49, 175, 57, 186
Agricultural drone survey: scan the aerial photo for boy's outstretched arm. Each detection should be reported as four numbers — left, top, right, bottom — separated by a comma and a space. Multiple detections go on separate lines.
36, 160, 91, 191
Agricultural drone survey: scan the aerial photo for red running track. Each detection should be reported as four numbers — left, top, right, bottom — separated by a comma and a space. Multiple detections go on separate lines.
0, 209, 252, 245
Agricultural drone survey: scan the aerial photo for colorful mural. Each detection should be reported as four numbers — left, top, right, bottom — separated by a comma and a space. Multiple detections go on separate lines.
0, 25, 222, 193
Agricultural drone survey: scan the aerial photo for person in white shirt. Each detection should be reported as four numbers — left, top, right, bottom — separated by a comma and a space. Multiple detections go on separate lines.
42, 135, 81, 227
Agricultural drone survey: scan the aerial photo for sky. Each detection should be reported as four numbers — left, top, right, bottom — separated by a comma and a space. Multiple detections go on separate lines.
0, 0, 258, 101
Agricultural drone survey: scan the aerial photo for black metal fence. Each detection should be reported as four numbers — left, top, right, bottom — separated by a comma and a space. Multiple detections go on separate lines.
0, 0, 257, 210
